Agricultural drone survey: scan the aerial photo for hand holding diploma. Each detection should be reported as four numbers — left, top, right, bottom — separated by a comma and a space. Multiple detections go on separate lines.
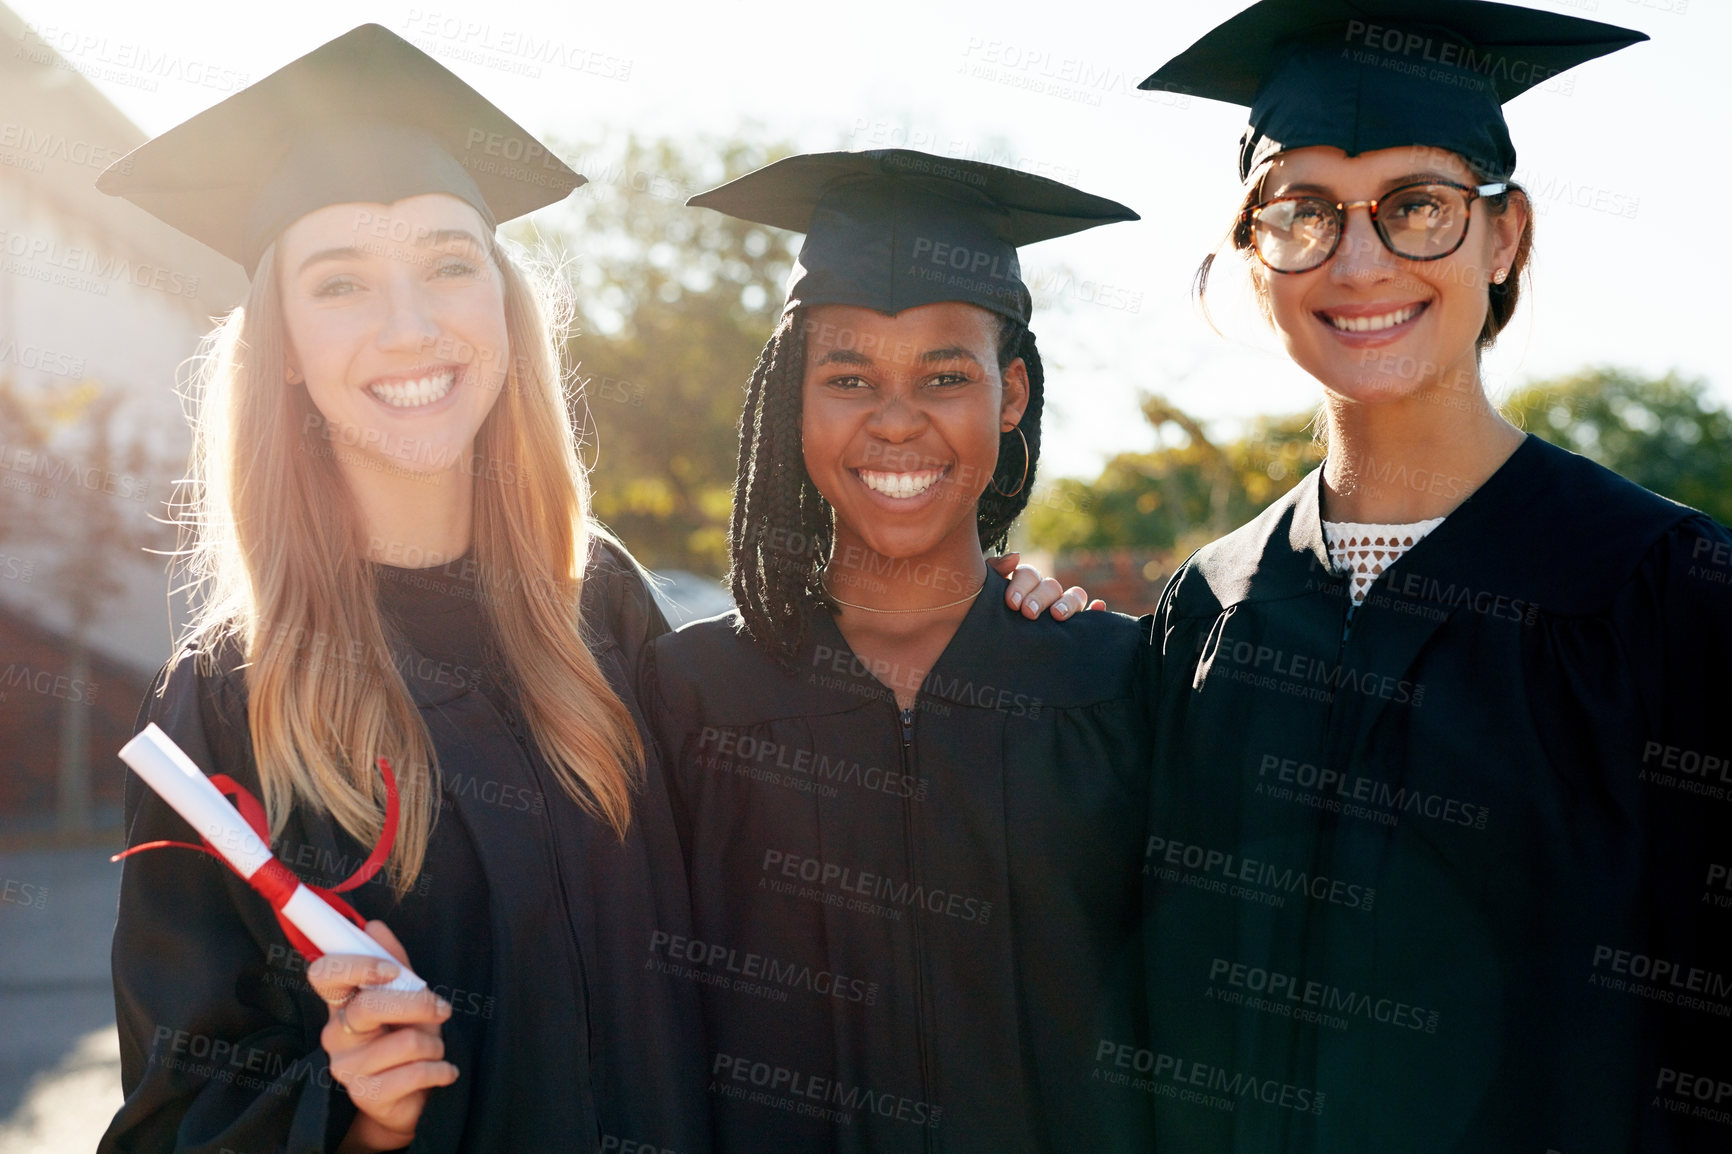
118, 723, 457, 1152
310, 921, 458, 1154
117, 723, 425, 993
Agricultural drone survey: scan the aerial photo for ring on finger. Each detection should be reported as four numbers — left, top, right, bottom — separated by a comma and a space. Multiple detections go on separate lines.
337, 1001, 367, 1036
321, 986, 359, 1009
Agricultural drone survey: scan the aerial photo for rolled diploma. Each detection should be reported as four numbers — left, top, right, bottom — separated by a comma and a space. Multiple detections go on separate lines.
120, 723, 425, 993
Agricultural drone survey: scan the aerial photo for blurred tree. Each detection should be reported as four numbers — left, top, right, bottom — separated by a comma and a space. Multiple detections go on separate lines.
1503, 366, 1732, 525
520, 133, 797, 575
0, 375, 174, 831
1023, 395, 1320, 557
0, 374, 38, 546
1026, 366, 1730, 561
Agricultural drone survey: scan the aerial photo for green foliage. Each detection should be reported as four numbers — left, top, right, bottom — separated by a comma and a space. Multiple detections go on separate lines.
527, 133, 796, 575
1023, 397, 1320, 556
1502, 367, 1732, 525
1026, 366, 1730, 559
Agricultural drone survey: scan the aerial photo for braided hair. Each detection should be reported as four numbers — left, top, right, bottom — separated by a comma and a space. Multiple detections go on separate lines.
728, 305, 1044, 665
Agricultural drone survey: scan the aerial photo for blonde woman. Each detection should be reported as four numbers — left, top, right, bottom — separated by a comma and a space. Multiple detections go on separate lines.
93, 27, 702, 1154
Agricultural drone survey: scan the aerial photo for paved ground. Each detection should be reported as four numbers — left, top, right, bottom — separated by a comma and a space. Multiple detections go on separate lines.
0, 846, 123, 1154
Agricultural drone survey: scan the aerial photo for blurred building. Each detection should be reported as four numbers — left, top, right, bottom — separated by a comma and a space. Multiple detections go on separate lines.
0, 2, 247, 835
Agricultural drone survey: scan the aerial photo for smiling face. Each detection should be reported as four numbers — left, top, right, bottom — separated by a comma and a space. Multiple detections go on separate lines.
276, 193, 509, 477
800, 302, 1028, 568
1255, 146, 1526, 406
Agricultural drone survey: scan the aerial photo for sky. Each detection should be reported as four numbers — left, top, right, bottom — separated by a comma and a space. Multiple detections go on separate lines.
13, 0, 1726, 480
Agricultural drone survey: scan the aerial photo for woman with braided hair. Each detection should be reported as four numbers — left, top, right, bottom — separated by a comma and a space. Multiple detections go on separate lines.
725, 299, 1047, 662
642, 151, 1152, 1152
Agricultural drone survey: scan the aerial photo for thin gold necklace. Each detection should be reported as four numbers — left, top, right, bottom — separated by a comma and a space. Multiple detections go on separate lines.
825, 579, 985, 614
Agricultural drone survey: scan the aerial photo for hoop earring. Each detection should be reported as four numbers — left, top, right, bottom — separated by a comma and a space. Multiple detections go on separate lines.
988, 426, 1029, 499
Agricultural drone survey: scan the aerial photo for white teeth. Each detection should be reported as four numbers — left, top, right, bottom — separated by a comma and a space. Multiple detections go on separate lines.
1327, 304, 1422, 333
857, 469, 945, 499
368, 370, 456, 409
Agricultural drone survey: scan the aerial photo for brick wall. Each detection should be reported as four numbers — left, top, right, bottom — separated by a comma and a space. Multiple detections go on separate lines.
0, 607, 152, 830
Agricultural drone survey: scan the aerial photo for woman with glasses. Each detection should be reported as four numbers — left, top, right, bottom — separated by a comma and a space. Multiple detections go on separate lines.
1137, 2, 1730, 1151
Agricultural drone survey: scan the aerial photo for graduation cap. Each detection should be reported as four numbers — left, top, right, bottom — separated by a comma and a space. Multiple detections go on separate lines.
97, 24, 583, 274
1141, 0, 1648, 181
687, 150, 1138, 325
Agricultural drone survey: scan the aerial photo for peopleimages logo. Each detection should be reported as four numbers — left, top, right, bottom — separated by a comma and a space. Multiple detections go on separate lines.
0, 663, 97, 706
0, 443, 149, 502
1340, 19, 1577, 94
711, 1052, 942, 1129
0, 338, 86, 378
1256, 754, 1489, 831
0, 228, 201, 298
400, 11, 633, 81
0, 878, 47, 910
147, 1027, 361, 1100
1212, 637, 1424, 707
17, 22, 251, 92
760, 850, 993, 925
0, 122, 129, 172
808, 644, 1043, 720
910, 236, 1019, 283
1655, 1068, 1732, 1129
1093, 1040, 1324, 1114
1207, 958, 1441, 1035
1145, 834, 1375, 912
695, 727, 929, 802
1589, 945, 1732, 1017
647, 931, 880, 1006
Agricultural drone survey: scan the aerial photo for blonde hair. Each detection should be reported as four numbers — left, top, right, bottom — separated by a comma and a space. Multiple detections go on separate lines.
175, 236, 642, 891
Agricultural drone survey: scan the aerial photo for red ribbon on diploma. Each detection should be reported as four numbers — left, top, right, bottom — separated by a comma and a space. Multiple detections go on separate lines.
113, 757, 401, 963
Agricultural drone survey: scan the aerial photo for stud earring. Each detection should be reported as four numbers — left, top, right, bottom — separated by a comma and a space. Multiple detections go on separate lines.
1492, 268, 1509, 285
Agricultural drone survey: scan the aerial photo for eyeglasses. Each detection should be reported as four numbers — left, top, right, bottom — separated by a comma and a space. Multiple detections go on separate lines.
1245, 181, 1510, 274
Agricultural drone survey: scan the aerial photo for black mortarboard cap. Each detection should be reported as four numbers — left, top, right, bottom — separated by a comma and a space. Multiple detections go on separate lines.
1141, 0, 1647, 181
686, 150, 1138, 325
97, 24, 583, 274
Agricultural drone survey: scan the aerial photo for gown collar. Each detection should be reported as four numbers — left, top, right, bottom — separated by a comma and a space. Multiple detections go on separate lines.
1210, 434, 1692, 617
804, 563, 1007, 712
799, 564, 1132, 713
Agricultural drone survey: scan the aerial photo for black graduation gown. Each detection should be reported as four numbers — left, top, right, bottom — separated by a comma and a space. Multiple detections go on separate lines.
643, 566, 1155, 1154
1143, 435, 1732, 1153
100, 540, 709, 1154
